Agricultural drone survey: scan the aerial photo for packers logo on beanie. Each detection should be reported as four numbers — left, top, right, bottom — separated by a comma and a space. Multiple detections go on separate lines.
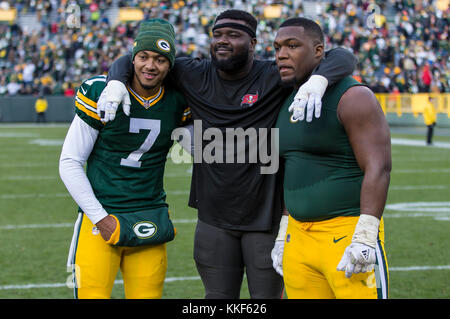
133, 18, 176, 68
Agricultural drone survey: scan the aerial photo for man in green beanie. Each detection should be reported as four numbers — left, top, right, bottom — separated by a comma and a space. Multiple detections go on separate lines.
99, 18, 178, 121
60, 18, 191, 299
134, 18, 176, 65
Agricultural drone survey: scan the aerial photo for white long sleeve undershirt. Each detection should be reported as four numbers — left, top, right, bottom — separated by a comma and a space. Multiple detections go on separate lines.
59, 115, 108, 225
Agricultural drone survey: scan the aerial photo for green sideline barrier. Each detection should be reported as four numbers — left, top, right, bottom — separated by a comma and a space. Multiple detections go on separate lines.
0, 96, 75, 123
0, 96, 450, 127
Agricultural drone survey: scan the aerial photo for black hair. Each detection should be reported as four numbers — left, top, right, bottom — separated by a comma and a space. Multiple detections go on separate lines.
279, 17, 324, 45
215, 9, 258, 33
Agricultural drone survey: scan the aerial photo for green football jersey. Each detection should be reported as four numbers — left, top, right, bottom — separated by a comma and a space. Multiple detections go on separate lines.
276, 76, 365, 221
74, 75, 190, 214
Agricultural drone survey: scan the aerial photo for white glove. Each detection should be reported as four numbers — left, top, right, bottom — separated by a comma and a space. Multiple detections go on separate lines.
337, 242, 376, 278
288, 75, 328, 123
96, 80, 131, 123
271, 240, 284, 276
337, 214, 380, 278
271, 215, 289, 276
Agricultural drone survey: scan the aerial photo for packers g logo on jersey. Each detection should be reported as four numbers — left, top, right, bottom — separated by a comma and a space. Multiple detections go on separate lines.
133, 221, 157, 239
156, 39, 171, 52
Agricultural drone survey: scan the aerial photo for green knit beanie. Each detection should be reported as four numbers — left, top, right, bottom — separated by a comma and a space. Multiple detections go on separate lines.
132, 19, 176, 68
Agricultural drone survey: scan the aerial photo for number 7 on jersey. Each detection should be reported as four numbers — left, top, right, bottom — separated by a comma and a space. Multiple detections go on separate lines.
120, 118, 161, 168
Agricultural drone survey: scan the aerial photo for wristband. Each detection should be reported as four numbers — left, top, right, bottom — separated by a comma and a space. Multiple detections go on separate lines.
352, 214, 380, 248
276, 215, 289, 241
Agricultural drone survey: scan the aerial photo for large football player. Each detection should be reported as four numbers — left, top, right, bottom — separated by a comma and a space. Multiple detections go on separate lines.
59, 19, 190, 299
273, 17, 390, 299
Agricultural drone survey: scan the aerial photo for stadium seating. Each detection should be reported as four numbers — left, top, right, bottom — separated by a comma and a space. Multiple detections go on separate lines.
0, 0, 448, 99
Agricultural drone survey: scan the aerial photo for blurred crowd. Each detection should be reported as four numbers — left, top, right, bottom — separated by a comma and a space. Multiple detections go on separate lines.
319, 0, 449, 94
0, 0, 448, 96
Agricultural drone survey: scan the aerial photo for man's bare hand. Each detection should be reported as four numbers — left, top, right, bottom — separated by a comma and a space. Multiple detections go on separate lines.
96, 215, 117, 242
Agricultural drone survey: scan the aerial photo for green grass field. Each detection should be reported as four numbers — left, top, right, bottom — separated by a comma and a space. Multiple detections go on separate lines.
0, 123, 449, 299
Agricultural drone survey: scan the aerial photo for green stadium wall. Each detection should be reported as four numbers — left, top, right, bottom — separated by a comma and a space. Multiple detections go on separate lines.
386, 113, 450, 128
0, 96, 75, 123
1, 96, 450, 127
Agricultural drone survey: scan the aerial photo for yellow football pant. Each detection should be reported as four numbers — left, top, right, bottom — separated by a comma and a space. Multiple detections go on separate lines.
67, 213, 167, 299
283, 215, 389, 299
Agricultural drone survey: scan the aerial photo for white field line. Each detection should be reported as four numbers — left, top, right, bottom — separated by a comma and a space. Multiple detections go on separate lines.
0, 276, 201, 290
0, 163, 56, 168
0, 132, 39, 138
4, 183, 449, 200
3, 199, 450, 229
6, 178, 446, 186
0, 190, 190, 199
0, 219, 197, 230
394, 168, 450, 173
0, 123, 69, 128
1, 266, 450, 290
384, 202, 450, 219
393, 157, 450, 162
0, 193, 70, 199
0, 168, 191, 180
384, 212, 450, 219
391, 138, 450, 149
29, 139, 64, 146
0, 175, 189, 180
0, 176, 59, 181
389, 185, 448, 190
1, 133, 448, 144
0, 223, 73, 230
6, 214, 446, 229
2, 171, 449, 181
389, 265, 450, 271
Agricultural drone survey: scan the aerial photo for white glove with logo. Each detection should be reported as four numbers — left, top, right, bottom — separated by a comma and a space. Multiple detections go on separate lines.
337, 243, 376, 278
337, 214, 380, 278
96, 80, 131, 123
271, 215, 288, 276
288, 75, 328, 123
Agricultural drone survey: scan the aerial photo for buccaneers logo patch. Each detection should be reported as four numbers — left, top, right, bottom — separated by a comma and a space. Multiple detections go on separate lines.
240, 92, 258, 108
